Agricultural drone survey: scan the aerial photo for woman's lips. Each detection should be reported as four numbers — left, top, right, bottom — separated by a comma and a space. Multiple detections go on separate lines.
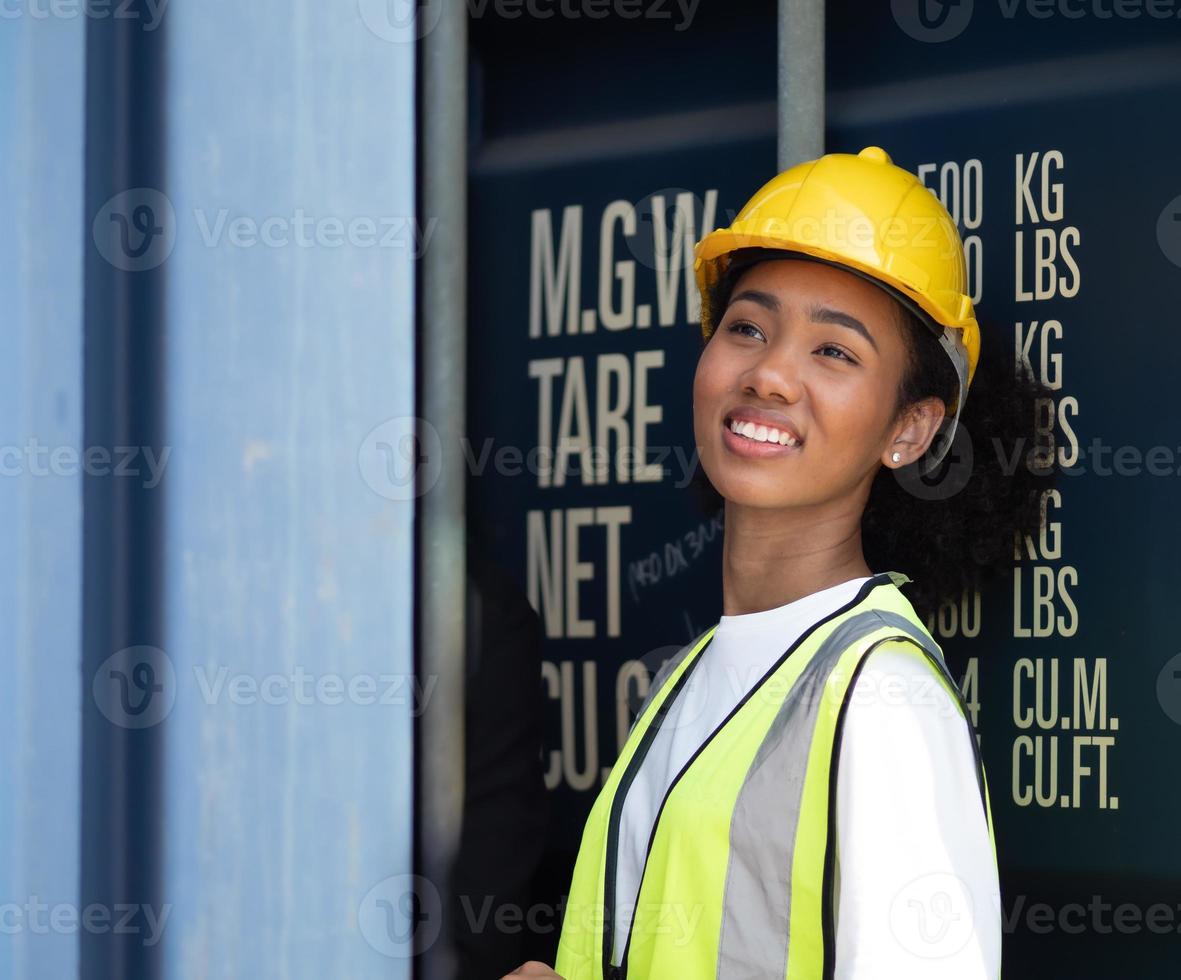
721, 419, 804, 458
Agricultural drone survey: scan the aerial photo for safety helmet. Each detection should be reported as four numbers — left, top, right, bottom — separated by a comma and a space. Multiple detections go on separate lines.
693, 145, 979, 475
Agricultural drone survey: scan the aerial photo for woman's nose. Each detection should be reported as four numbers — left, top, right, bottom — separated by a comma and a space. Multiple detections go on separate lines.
742, 347, 804, 404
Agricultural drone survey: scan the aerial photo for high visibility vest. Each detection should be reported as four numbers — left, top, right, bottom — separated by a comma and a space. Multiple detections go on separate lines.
554, 571, 998, 980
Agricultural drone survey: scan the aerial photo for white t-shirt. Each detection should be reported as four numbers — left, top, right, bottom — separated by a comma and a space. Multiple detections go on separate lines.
611, 577, 1001, 978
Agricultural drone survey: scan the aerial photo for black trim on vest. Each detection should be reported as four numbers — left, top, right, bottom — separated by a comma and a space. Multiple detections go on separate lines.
609, 572, 897, 980
820, 633, 991, 980
602, 634, 713, 979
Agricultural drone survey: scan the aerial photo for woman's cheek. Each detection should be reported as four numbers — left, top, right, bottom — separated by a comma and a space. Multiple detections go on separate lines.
690, 364, 717, 451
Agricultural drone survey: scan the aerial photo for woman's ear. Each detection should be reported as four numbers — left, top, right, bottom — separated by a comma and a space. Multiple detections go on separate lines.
884, 396, 946, 467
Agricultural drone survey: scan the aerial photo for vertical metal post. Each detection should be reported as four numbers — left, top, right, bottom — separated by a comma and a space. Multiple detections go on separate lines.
778, 0, 826, 169
80, 5, 169, 977
419, 2, 468, 978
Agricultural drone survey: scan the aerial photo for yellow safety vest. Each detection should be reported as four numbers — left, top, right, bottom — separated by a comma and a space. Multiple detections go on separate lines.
554, 571, 998, 980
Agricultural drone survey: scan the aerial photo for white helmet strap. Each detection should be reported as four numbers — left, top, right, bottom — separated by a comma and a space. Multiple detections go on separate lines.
920, 327, 970, 477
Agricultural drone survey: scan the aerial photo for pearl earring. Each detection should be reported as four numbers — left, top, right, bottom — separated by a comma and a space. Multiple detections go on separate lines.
891, 451, 901, 463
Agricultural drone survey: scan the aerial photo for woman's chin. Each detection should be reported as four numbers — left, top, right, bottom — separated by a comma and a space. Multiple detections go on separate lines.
711, 477, 803, 510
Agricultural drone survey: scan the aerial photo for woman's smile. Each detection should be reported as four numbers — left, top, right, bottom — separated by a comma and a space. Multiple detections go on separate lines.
721, 412, 805, 458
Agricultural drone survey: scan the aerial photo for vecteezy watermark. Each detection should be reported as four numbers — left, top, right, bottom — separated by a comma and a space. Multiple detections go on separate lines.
359, 875, 702, 957
92, 188, 177, 272
358, 0, 700, 43
358, 874, 442, 958
0, 440, 170, 488
892, 418, 975, 502
1002, 894, 1181, 935
891, 0, 976, 40
894, 0, 1181, 43
890, 871, 979, 960
468, 0, 702, 30
0, 898, 172, 946
356, 0, 444, 42
369, 421, 968, 503
92, 188, 434, 271
192, 209, 435, 254
1155, 652, 1181, 725
192, 666, 436, 713
0, 0, 168, 30
726, 209, 962, 260
623, 187, 715, 280
357, 416, 704, 501
1156, 194, 1181, 269
1009, 436, 1181, 478
899, 423, 1181, 500
94, 646, 436, 729
361, 413, 1181, 507
93, 646, 178, 729
358, 416, 444, 502
891, 873, 1181, 957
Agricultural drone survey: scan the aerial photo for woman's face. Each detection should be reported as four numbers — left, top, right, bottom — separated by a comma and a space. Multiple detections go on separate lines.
693, 257, 935, 510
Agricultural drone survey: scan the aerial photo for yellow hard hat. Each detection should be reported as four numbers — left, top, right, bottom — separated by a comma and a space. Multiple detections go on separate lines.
693, 146, 979, 473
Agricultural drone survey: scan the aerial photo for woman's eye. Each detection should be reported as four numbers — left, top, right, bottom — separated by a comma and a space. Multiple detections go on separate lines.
727, 321, 764, 340
818, 343, 854, 362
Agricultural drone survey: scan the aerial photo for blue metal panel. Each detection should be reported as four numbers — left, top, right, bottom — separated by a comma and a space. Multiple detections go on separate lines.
154, 3, 418, 978
76, 0, 419, 975
0, 15, 85, 980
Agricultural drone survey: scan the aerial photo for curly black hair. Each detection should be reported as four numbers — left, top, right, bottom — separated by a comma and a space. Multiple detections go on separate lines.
690, 249, 1057, 623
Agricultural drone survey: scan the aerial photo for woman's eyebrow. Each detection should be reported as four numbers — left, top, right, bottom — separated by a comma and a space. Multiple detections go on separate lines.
807, 303, 879, 353
729, 289, 780, 313
729, 291, 880, 354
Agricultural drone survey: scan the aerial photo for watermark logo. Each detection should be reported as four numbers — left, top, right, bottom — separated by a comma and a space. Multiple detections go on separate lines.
1155, 652, 1181, 725
357, 0, 444, 43
624, 187, 710, 281
892, 418, 975, 501
92, 188, 177, 272
891, 0, 975, 41
193, 666, 435, 713
896, 0, 1181, 39
92, 188, 432, 269
358, 874, 442, 957
0, 898, 171, 946
627, 644, 713, 733
0, 440, 169, 487
359, 0, 700, 40
358, 416, 443, 501
192, 209, 434, 253
93, 646, 177, 729
1002, 893, 1181, 935
1156, 194, 1181, 269
0, 0, 168, 30
890, 871, 977, 959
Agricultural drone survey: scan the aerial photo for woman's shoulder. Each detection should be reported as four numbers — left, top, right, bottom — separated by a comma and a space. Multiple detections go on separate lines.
847, 636, 967, 728
840, 638, 984, 822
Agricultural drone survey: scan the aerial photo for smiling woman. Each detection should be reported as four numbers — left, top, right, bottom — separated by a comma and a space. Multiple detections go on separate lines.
694, 257, 949, 547
509, 147, 1054, 980
697, 245, 1052, 625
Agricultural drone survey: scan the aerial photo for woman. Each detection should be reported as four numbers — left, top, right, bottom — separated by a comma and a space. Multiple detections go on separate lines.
505, 147, 1050, 979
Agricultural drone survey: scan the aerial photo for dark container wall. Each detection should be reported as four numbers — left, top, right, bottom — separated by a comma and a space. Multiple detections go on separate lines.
467, 3, 1181, 974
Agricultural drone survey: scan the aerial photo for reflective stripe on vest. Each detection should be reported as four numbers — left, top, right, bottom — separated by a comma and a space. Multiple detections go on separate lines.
553, 571, 998, 980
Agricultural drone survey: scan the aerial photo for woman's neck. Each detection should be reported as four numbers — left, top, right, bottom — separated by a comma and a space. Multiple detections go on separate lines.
720, 498, 873, 616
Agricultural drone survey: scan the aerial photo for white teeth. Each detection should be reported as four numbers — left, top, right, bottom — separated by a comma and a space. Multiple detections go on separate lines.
728, 418, 801, 447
